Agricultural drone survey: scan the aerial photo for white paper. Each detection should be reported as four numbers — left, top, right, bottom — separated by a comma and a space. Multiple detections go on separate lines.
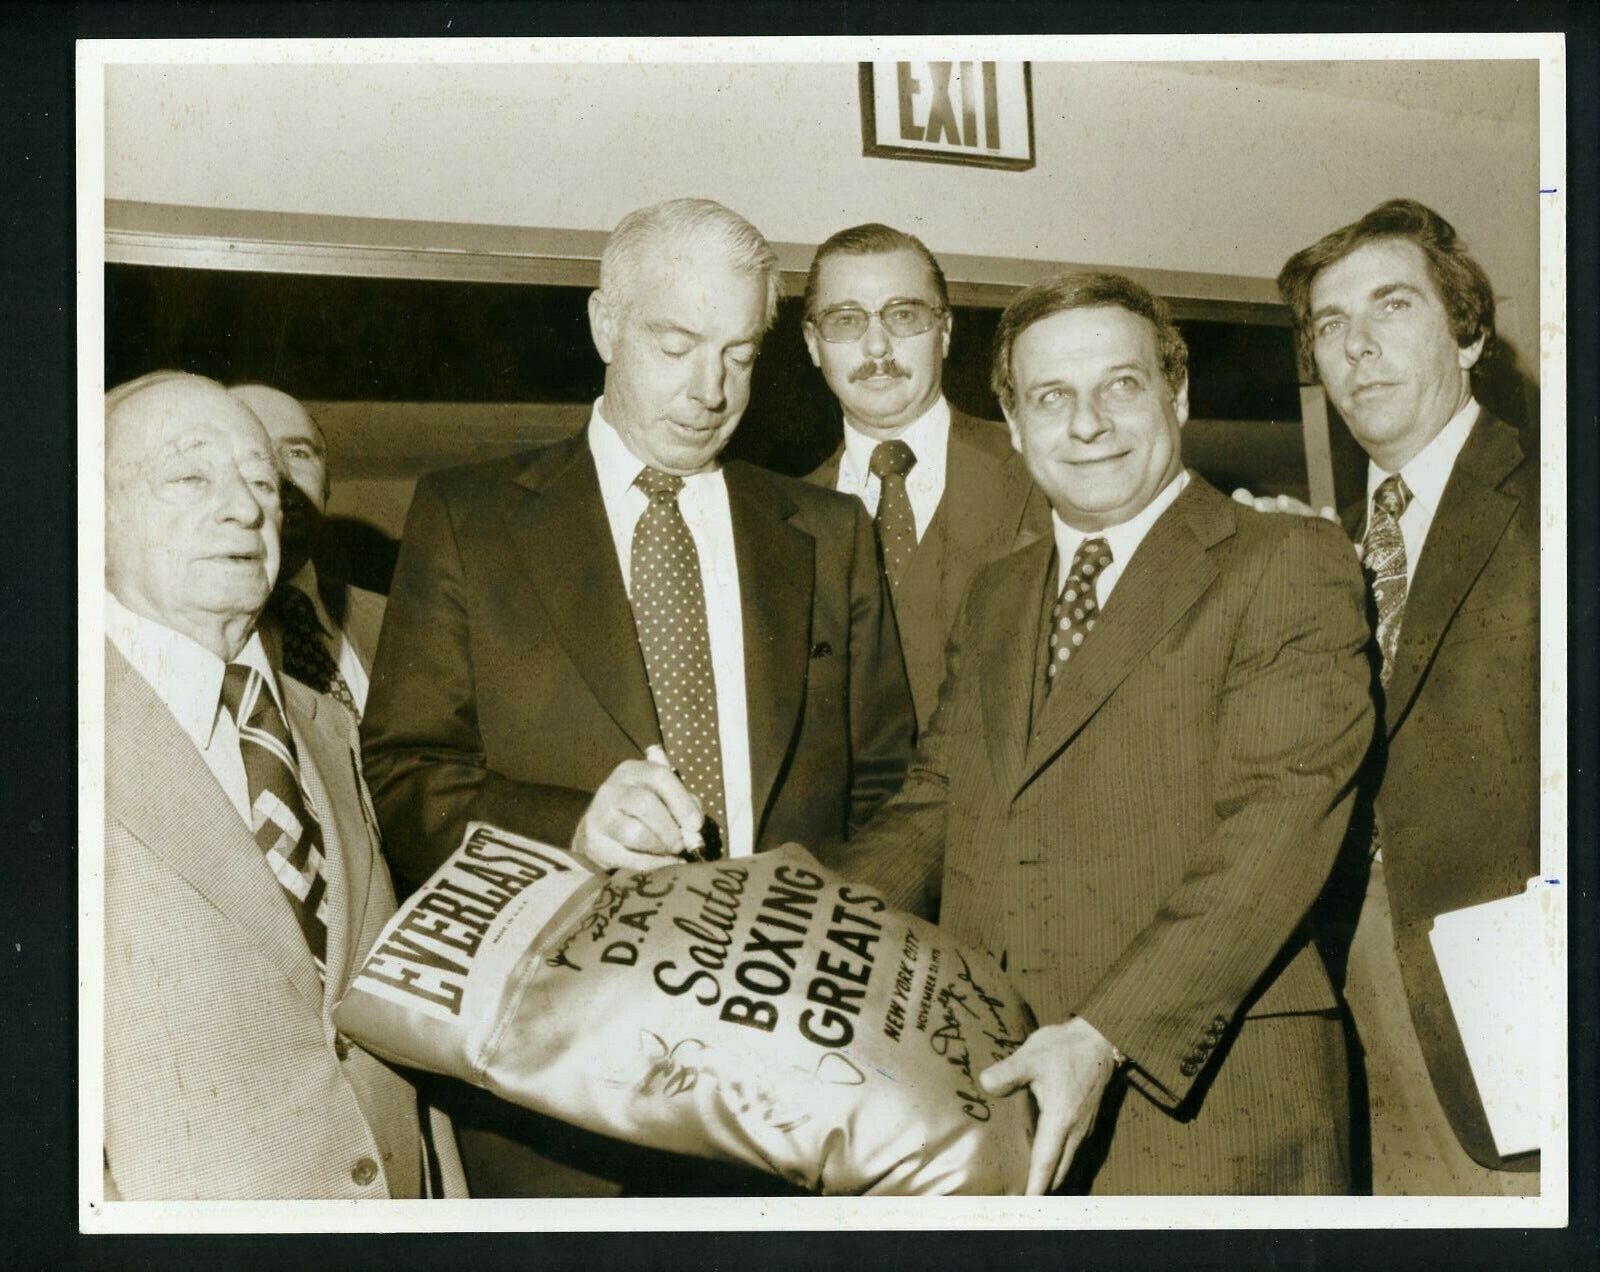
1428, 878, 1549, 1158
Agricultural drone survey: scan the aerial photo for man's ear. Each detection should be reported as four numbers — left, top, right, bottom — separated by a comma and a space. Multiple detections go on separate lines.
1457, 331, 1487, 373
1172, 375, 1190, 428
1003, 405, 1023, 455
587, 290, 617, 365
940, 310, 953, 361
802, 319, 823, 370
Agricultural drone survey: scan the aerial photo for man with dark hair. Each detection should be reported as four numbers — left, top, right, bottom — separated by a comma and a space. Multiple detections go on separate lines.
1277, 199, 1539, 1195
803, 222, 1048, 729
362, 198, 914, 1195
822, 271, 1373, 1194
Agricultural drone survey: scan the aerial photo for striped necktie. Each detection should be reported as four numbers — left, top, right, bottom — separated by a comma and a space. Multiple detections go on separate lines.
220, 663, 330, 971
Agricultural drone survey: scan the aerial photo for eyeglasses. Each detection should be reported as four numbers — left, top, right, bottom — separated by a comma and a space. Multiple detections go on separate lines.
809, 300, 947, 343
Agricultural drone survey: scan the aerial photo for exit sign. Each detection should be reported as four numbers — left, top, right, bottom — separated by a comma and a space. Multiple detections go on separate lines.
859, 61, 1035, 171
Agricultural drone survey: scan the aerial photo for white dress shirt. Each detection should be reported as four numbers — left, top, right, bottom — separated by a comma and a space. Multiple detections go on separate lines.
587, 401, 755, 858
1053, 470, 1191, 601
1363, 398, 1480, 585
282, 561, 372, 712
834, 395, 952, 541
105, 590, 283, 829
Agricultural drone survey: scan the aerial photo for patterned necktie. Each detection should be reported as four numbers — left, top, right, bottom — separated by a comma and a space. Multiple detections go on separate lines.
220, 663, 329, 971
1362, 475, 1414, 686
1045, 537, 1112, 695
630, 468, 727, 856
272, 586, 359, 720
868, 440, 918, 589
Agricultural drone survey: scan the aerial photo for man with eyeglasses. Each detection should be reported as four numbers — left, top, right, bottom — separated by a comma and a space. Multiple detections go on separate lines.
804, 223, 1048, 730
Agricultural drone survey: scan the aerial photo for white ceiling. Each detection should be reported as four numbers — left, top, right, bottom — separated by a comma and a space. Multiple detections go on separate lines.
1162, 60, 1540, 126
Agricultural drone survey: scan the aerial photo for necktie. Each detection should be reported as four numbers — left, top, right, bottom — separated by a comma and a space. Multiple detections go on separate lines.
868, 440, 918, 589
1045, 537, 1112, 695
220, 663, 330, 971
630, 468, 727, 855
1362, 475, 1414, 686
272, 586, 360, 720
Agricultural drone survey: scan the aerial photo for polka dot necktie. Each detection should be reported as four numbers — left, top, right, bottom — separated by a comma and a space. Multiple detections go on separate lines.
868, 440, 918, 589
1045, 537, 1112, 695
271, 586, 360, 720
1362, 475, 1414, 687
630, 468, 727, 855
219, 663, 329, 973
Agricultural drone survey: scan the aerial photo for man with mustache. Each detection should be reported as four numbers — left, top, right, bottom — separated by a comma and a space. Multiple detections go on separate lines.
361, 198, 915, 1195
803, 223, 1048, 730
1277, 199, 1540, 1194
230, 384, 386, 719
102, 371, 465, 1199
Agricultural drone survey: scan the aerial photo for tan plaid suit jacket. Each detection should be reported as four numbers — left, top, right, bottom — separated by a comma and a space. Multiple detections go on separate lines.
103, 642, 466, 1200
820, 476, 1376, 1193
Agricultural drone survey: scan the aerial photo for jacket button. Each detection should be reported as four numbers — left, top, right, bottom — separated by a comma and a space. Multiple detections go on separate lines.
351, 1157, 378, 1186
334, 1034, 351, 1061
1212, 1015, 1228, 1029
1180, 1060, 1198, 1077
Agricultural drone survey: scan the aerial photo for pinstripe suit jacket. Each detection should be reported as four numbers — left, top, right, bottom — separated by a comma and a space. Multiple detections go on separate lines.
820, 476, 1376, 1192
103, 642, 466, 1200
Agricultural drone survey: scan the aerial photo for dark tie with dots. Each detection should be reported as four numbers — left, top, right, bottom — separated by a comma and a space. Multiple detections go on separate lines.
271, 586, 360, 720
868, 440, 918, 589
1045, 537, 1112, 695
630, 468, 727, 855
219, 663, 329, 972
1362, 474, 1414, 686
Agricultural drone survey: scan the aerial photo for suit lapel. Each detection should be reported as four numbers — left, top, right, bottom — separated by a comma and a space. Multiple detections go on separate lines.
283, 676, 373, 1005
1018, 478, 1228, 795
105, 645, 325, 1014
1383, 415, 1525, 734
941, 412, 1042, 596
980, 535, 1055, 798
502, 433, 661, 754
725, 462, 814, 833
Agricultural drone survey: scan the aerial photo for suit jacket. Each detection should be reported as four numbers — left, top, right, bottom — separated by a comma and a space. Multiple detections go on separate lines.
361, 428, 916, 890
103, 643, 466, 1200
807, 407, 1050, 731
820, 476, 1375, 1193
1336, 411, 1539, 1172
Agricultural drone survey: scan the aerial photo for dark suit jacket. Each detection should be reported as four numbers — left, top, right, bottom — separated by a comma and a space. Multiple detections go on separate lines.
807, 406, 1050, 731
820, 476, 1375, 1193
362, 429, 915, 892
1336, 411, 1539, 1172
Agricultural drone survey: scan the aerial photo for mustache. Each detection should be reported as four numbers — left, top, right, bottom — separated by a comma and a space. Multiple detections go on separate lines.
849, 358, 910, 383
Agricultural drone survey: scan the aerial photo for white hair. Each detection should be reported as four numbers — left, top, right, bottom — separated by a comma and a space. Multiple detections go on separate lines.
598, 197, 781, 331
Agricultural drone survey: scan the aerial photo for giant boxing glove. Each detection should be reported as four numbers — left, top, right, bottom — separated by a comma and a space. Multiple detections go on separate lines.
335, 823, 1034, 1195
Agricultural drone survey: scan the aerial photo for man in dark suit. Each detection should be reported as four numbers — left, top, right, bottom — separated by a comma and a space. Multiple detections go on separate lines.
1277, 199, 1540, 1194
802, 223, 1048, 730
231, 383, 386, 719
361, 198, 915, 1195
821, 272, 1374, 1194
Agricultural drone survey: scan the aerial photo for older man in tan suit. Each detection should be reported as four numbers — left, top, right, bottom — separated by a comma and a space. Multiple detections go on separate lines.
102, 370, 463, 1199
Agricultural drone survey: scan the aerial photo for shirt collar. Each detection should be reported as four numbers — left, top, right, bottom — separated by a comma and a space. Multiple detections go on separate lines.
106, 590, 282, 750
838, 395, 951, 489
1367, 397, 1480, 521
589, 397, 721, 500
1053, 469, 1190, 576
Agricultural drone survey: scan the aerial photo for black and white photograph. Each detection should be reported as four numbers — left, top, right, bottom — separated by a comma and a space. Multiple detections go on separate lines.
75, 32, 1569, 1235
